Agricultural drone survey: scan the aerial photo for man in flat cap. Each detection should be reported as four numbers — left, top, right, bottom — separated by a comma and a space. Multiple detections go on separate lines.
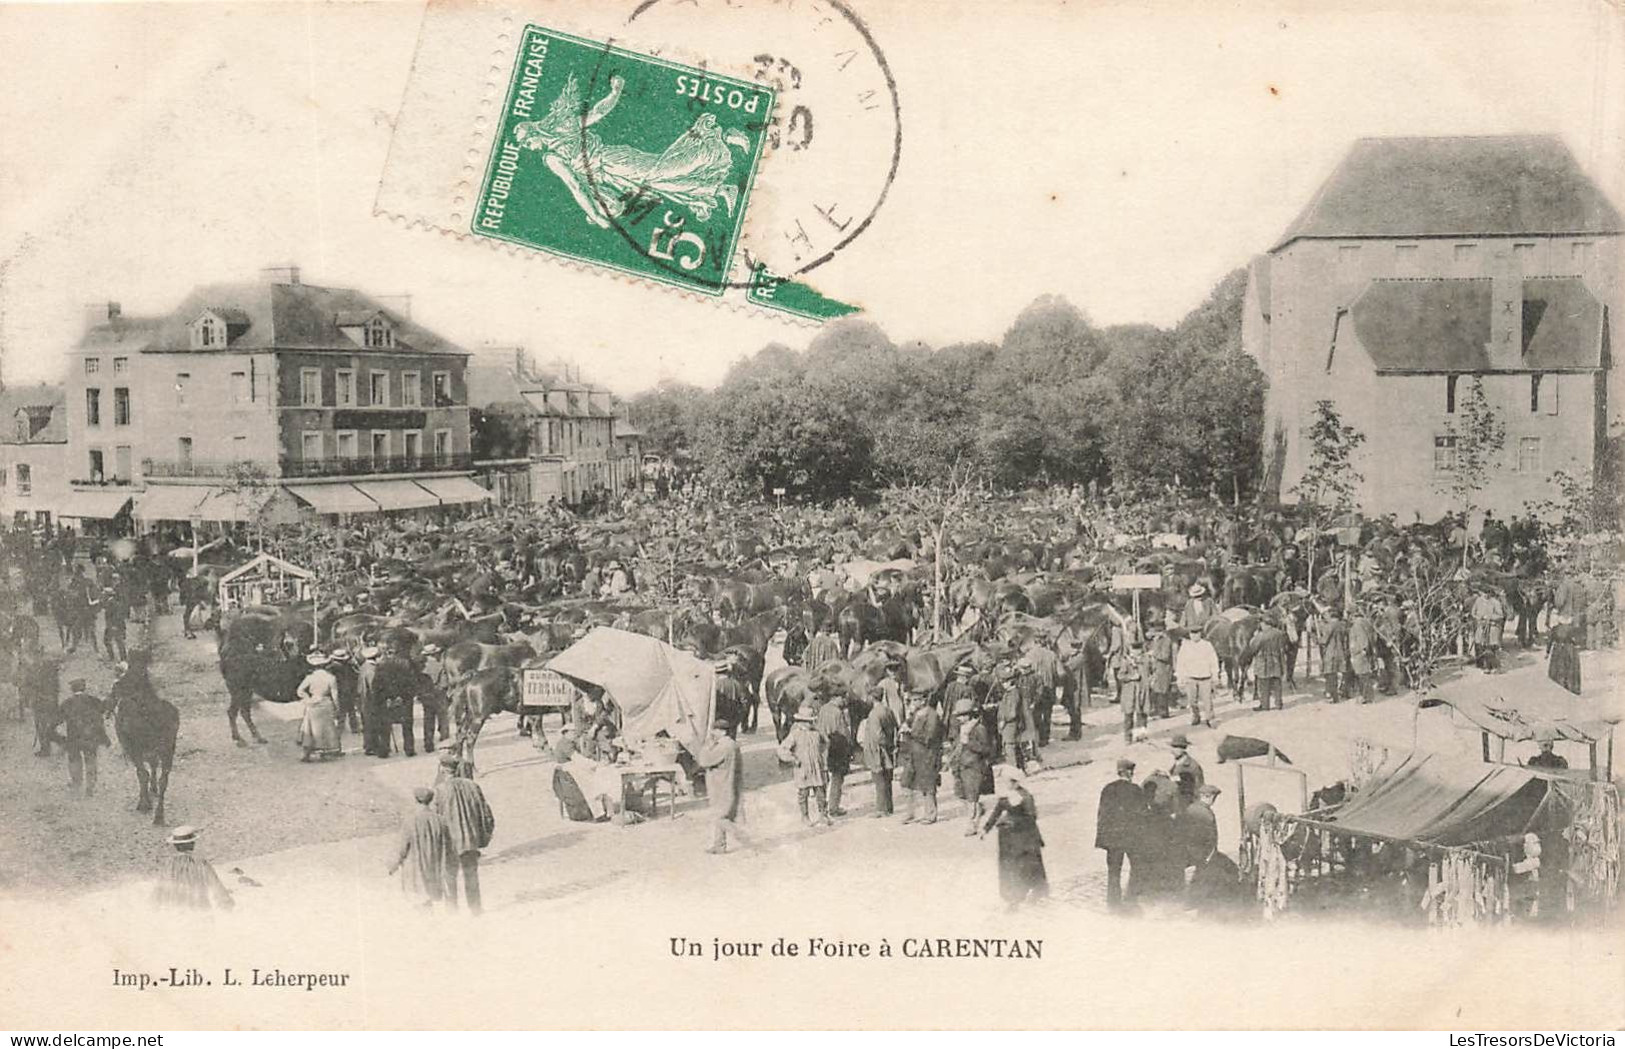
1096, 757, 1148, 909
434, 752, 496, 911
699, 718, 752, 853
1178, 782, 1222, 879
387, 786, 453, 908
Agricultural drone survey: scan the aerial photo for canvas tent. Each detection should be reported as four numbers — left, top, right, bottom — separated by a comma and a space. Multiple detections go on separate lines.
1321, 752, 1548, 847
547, 627, 714, 756
1419, 672, 1621, 778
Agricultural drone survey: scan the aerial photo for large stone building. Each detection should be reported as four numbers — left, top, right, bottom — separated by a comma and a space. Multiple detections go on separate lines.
61, 269, 488, 531
469, 350, 641, 506
0, 384, 69, 529
1244, 135, 1623, 519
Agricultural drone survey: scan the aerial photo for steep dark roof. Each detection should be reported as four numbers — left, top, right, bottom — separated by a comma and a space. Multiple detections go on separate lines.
0, 384, 67, 445
1521, 277, 1604, 367
1275, 135, 1623, 249
1349, 277, 1602, 373
80, 281, 469, 357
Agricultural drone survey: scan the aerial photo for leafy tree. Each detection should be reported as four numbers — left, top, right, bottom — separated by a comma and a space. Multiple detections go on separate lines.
1434, 376, 1506, 564
1290, 399, 1367, 591
697, 381, 874, 501
470, 404, 532, 460
627, 379, 706, 458
889, 459, 983, 641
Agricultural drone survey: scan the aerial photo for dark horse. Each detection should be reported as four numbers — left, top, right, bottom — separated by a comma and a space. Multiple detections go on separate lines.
111, 652, 179, 826
217, 615, 307, 745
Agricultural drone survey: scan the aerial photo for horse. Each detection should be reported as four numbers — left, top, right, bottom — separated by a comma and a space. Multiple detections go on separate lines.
836, 595, 913, 658
217, 643, 306, 745
448, 664, 524, 769
1204, 608, 1261, 695
110, 656, 179, 826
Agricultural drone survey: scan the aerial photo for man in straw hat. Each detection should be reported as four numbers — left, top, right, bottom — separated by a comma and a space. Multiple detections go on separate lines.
776, 702, 831, 827
1181, 581, 1217, 636
1526, 728, 1569, 770
152, 826, 234, 911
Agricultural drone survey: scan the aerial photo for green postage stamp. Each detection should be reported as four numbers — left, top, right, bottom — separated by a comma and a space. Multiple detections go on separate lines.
472, 26, 775, 297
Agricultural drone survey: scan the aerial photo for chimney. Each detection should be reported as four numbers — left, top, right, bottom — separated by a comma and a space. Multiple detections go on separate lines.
288, 265, 301, 285
107, 301, 121, 320
258, 264, 301, 285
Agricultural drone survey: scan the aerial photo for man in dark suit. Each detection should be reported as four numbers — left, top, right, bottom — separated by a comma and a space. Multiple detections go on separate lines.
1178, 783, 1221, 877
1096, 757, 1148, 908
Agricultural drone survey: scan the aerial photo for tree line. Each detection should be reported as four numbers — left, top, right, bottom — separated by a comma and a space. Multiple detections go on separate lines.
627, 267, 1266, 503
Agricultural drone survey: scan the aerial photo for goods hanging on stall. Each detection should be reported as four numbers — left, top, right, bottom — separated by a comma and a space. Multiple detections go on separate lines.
1243, 751, 1622, 926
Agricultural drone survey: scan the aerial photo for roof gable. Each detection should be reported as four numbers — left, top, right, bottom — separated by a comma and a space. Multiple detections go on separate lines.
122, 281, 468, 357
1348, 277, 1602, 373
1276, 135, 1624, 249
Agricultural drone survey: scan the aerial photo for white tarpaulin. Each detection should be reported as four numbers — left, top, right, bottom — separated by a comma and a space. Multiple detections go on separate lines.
546, 627, 714, 756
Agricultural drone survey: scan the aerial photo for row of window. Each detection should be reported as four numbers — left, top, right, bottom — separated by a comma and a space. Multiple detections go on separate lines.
0, 464, 31, 494
1337, 240, 1595, 271
83, 356, 128, 376
1442, 374, 1559, 415
84, 445, 137, 483
299, 429, 454, 461
1432, 435, 1545, 474
84, 387, 131, 427
299, 368, 452, 409
535, 418, 612, 454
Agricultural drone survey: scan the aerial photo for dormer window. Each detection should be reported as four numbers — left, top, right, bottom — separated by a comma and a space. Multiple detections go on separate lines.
191, 313, 224, 349
366, 317, 394, 348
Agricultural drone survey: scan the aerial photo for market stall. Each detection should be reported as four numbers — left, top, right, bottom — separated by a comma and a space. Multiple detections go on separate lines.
1417, 673, 1622, 781
216, 553, 315, 612
1245, 751, 1622, 926
545, 627, 717, 821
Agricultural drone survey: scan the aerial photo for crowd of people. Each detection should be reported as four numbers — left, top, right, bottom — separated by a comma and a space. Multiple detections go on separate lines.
1, 476, 1617, 918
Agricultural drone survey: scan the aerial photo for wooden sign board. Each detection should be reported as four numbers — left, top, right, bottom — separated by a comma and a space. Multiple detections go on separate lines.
522, 667, 583, 710
1111, 574, 1163, 591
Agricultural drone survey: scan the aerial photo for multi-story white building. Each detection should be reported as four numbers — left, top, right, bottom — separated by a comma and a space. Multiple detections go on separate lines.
59, 269, 489, 532
0, 384, 69, 530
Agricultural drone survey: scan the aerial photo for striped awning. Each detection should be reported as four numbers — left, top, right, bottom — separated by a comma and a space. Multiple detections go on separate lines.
353, 479, 440, 511
286, 483, 379, 515
414, 475, 494, 504
59, 489, 134, 520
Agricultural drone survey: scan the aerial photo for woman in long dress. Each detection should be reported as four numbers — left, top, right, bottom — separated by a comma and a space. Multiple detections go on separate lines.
980, 766, 1048, 909
296, 652, 343, 761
